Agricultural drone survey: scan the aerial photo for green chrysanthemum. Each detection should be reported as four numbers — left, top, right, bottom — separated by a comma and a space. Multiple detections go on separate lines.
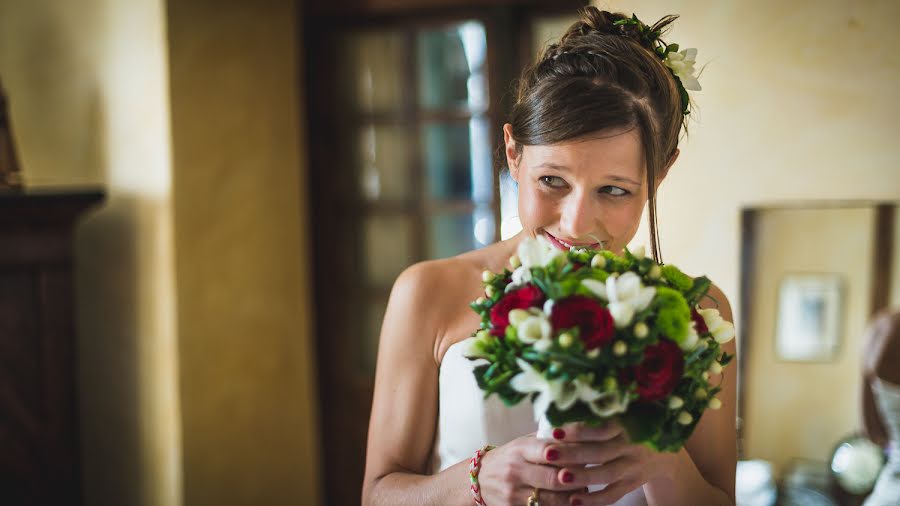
661, 265, 694, 291
601, 251, 632, 271
653, 286, 691, 343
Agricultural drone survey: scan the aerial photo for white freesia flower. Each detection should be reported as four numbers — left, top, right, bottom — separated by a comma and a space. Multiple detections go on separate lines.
680, 321, 700, 351
508, 265, 532, 290
543, 299, 555, 316
507, 236, 565, 292
514, 309, 552, 344
588, 390, 629, 417
511, 360, 610, 422
518, 235, 565, 269
663, 48, 701, 91
510, 358, 566, 422
697, 308, 736, 343
460, 336, 490, 359
582, 272, 656, 328
564, 377, 603, 406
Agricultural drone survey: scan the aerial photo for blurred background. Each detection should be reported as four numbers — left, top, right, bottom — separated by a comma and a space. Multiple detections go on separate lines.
0, 0, 898, 505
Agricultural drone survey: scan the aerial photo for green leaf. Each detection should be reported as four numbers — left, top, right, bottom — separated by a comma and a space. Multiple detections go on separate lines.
684, 276, 711, 305
473, 364, 491, 391
619, 403, 665, 443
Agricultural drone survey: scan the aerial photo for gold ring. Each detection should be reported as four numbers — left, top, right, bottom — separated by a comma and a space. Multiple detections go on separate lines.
527, 487, 540, 506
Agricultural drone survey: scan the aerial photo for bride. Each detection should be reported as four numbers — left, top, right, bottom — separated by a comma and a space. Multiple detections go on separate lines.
362, 7, 737, 505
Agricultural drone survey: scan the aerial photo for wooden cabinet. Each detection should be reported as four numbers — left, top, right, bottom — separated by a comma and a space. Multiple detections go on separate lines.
0, 189, 103, 506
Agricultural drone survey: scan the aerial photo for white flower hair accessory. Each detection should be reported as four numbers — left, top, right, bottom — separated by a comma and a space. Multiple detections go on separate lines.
612, 14, 702, 116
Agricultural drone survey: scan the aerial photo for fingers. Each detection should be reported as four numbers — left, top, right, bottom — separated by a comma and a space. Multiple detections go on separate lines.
545, 436, 634, 466
569, 478, 642, 505
520, 433, 634, 469
519, 487, 582, 506
518, 461, 584, 492
553, 421, 624, 443
554, 456, 633, 489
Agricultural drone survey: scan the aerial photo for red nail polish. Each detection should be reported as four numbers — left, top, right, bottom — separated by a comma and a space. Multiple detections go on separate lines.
562, 471, 575, 483
553, 428, 566, 440
572, 499, 583, 506
546, 449, 560, 461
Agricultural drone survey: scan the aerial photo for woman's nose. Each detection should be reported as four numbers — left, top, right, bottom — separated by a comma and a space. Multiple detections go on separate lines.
559, 191, 596, 240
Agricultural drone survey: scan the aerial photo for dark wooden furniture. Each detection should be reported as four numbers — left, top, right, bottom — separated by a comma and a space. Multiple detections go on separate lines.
0, 189, 104, 505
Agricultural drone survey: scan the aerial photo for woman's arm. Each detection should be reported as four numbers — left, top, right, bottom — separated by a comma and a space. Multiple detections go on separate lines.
643, 283, 737, 506
362, 261, 582, 506
362, 262, 473, 506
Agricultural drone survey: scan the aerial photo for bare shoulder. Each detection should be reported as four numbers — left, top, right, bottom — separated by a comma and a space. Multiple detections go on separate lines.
698, 282, 734, 321
384, 252, 495, 363
391, 256, 482, 312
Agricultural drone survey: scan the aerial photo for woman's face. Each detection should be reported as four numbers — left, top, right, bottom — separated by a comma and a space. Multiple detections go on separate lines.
505, 125, 671, 254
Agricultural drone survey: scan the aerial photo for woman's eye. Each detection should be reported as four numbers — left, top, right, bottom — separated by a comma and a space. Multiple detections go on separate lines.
600, 186, 629, 197
539, 176, 567, 188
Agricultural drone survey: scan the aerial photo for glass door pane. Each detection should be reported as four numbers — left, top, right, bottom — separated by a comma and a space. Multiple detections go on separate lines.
421, 117, 492, 203
416, 21, 487, 111
357, 124, 411, 201
339, 30, 406, 113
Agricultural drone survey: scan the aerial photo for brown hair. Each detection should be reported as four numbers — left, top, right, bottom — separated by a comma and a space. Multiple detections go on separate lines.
507, 7, 687, 261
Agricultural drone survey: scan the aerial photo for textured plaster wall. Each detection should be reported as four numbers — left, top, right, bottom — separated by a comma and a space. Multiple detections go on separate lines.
0, 0, 320, 504
166, 0, 321, 504
0, 0, 181, 505
744, 207, 875, 474
597, 0, 900, 474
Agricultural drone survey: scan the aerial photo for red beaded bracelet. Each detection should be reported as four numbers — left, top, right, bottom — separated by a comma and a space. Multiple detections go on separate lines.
468, 444, 496, 505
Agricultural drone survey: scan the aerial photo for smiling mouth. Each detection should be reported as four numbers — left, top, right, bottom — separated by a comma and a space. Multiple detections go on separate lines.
543, 231, 603, 251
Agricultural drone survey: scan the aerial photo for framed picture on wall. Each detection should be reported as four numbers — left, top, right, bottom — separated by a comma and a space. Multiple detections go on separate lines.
774, 273, 844, 362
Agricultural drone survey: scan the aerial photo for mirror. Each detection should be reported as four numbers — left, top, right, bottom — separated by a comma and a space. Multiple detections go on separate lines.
738, 201, 898, 504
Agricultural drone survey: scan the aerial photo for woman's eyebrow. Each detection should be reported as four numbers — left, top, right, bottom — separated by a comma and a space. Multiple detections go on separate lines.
534, 162, 641, 186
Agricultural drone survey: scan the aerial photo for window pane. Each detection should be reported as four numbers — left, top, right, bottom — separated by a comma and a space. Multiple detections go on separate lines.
339, 30, 405, 113
428, 205, 494, 259
499, 169, 522, 239
358, 124, 410, 201
364, 215, 415, 285
417, 21, 487, 110
421, 117, 492, 202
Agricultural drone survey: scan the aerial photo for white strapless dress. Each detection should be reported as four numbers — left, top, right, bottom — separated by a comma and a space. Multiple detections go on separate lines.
864, 377, 900, 506
428, 340, 647, 505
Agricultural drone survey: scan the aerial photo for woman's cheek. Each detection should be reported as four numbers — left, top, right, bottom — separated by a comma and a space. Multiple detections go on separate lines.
518, 186, 555, 230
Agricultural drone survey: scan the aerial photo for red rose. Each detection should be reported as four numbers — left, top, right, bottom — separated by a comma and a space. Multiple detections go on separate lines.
490, 285, 545, 337
691, 308, 709, 335
550, 296, 615, 349
631, 338, 684, 402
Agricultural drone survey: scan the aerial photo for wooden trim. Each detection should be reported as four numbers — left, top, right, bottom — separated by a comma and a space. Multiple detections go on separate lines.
736, 207, 757, 460
871, 204, 895, 315
307, 0, 582, 17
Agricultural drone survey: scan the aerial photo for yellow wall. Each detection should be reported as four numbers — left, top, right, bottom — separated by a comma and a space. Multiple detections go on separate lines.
166, 0, 321, 504
596, 0, 900, 475
1, 0, 181, 505
0, 0, 320, 504
597, 0, 900, 307
744, 207, 875, 474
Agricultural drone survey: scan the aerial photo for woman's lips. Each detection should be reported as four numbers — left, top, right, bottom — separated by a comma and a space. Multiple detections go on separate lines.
543, 232, 601, 251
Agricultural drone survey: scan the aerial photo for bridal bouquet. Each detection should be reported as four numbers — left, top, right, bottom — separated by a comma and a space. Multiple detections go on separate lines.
462, 237, 735, 452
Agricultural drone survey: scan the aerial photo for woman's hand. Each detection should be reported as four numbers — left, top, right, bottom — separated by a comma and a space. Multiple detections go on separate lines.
546, 421, 677, 505
477, 433, 586, 506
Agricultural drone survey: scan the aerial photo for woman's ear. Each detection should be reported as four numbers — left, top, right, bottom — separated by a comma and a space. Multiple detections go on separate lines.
655, 148, 680, 191
503, 123, 521, 182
